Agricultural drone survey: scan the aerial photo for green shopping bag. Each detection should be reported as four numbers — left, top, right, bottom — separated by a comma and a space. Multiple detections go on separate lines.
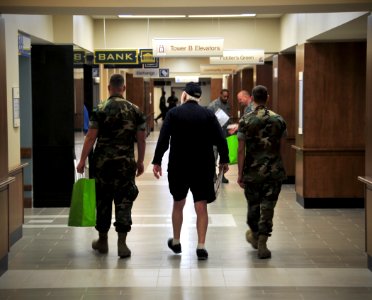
226, 134, 238, 165
68, 178, 96, 227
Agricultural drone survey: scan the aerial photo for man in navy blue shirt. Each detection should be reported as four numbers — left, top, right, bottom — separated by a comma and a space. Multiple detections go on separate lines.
152, 82, 229, 260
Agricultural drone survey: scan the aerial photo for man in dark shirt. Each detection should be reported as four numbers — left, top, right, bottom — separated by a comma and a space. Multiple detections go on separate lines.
167, 90, 178, 110
152, 82, 229, 260
77, 74, 147, 259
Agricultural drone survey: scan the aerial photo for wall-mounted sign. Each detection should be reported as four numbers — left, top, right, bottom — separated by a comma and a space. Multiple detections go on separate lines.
175, 76, 199, 83
74, 51, 86, 64
139, 49, 159, 68
200, 65, 237, 75
94, 49, 139, 64
133, 69, 159, 78
210, 49, 264, 65
18, 33, 31, 57
152, 38, 224, 57
159, 68, 169, 77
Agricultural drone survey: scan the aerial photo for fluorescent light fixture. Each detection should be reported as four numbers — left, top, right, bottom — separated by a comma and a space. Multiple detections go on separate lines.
175, 76, 199, 83
118, 15, 186, 19
188, 14, 256, 18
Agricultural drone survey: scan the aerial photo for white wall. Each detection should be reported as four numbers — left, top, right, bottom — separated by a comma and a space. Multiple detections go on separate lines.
4, 14, 54, 169
73, 15, 94, 52
280, 12, 367, 51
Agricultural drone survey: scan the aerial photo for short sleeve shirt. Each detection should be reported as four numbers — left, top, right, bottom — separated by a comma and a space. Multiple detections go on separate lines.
90, 96, 146, 160
237, 105, 287, 183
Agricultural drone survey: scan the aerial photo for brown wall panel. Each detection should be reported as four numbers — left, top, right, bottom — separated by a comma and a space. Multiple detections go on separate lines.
254, 63, 273, 109
8, 168, 24, 244
304, 152, 364, 198
295, 150, 304, 197
0, 189, 9, 260
273, 54, 296, 180
303, 42, 366, 149
241, 68, 253, 94
210, 78, 222, 101
0, 18, 7, 181
367, 188, 372, 254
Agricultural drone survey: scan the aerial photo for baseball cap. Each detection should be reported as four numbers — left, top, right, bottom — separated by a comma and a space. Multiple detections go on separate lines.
184, 82, 202, 98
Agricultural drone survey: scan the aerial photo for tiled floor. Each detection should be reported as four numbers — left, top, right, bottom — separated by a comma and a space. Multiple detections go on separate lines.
1, 127, 372, 299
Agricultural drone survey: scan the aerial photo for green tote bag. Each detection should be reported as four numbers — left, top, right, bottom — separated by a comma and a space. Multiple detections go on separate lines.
226, 134, 238, 165
68, 178, 96, 227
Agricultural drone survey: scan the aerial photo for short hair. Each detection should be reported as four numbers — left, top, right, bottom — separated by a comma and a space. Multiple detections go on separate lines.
239, 90, 251, 97
252, 85, 268, 103
109, 74, 125, 88
220, 89, 229, 95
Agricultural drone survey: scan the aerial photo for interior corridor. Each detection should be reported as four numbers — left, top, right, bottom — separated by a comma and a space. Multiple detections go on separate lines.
0, 127, 371, 299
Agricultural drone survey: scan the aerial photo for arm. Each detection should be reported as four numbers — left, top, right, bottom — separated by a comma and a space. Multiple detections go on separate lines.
76, 128, 98, 174
136, 130, 146, 177
152, 112, 172, 178
237, 138, 245, 189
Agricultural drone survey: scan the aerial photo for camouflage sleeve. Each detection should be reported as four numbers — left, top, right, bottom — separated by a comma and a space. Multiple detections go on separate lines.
136, 108, 147, 131
237, 117, 246, 140
89, 109, 99, 129
207, 100, 217, 113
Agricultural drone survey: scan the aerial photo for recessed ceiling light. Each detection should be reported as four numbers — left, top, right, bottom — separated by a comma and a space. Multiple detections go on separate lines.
188, 14, 256, 18
118, 15, 186, 19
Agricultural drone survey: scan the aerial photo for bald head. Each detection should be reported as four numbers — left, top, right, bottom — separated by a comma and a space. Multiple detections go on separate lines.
237, 90, 251, 107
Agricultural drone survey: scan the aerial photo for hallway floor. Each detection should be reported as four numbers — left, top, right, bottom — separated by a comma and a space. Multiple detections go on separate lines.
0, 129, 371, 299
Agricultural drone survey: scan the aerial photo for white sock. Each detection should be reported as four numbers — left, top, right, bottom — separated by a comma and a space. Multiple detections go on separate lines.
197, 243, 205, 249
172, 238, 180, 245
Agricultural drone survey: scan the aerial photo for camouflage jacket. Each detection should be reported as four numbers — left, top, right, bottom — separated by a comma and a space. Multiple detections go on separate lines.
237, 105, 287, 183
90, 96, 146, 162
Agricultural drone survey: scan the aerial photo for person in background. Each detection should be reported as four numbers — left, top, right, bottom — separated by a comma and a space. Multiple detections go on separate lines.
83, 105, 89, 135
76, 74, 147, 259
227, 90, 253, 135
208, 89, 231, 183
237, 85, 287, 259
167, 90, 178, 110
154, 90, 167, 123
152, 82, 229, 261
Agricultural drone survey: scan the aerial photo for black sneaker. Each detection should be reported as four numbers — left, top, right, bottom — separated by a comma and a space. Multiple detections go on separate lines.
196, 248, 208, 260
222, 176, 229, 184
167, 238, 182, 254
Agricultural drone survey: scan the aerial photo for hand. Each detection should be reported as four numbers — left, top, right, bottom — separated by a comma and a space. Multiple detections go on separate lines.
136, 161, 144, 177
76, 160, 85, 174
153, 164, 162, 179
227, 124, 238, 135
219, 163, 229, 174
237, 176, 245, 189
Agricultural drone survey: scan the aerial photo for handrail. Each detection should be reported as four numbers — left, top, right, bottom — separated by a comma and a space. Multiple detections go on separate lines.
358, 176, 372, 187
291, 145, 364, 152
0, 177, 15, 190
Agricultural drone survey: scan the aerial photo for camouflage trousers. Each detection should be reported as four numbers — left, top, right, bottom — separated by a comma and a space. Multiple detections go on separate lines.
244, 181, 282, 236
95, 179, 139, 233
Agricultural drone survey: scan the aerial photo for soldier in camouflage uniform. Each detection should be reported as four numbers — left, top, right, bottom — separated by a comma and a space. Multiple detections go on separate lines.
77, 74, 146, 258
237, 85, 287, 259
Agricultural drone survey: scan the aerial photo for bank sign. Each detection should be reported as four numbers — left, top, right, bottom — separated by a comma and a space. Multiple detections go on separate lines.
94, 50, 139, 64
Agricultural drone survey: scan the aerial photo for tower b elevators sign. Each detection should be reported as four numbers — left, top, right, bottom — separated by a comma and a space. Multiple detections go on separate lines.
94, 50, 139, 64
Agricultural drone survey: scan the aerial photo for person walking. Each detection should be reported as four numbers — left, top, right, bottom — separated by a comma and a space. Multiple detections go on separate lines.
167, 90, 178, 110
237, 85, 287, 259
154, 90, 167, 123
208, 89, 231, 183
76, 74, 147, 259
152, 82, 229, 260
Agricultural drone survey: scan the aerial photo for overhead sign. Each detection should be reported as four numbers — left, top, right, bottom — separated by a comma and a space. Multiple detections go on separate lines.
200, 65, 237, 75
175, 76, 199, 83
74, 51, 85, 64
18, 33, 31, 57
210, 49, 264, 65
152, 37, 224, 57
133, 69, 159, 78
94, 49, 139, 64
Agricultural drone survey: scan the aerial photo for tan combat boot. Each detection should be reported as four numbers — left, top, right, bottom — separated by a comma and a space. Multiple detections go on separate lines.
118, 232, 131, 258
92, 232, 108, 253
246, 229, 258, 249
257, 235, 271, 259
